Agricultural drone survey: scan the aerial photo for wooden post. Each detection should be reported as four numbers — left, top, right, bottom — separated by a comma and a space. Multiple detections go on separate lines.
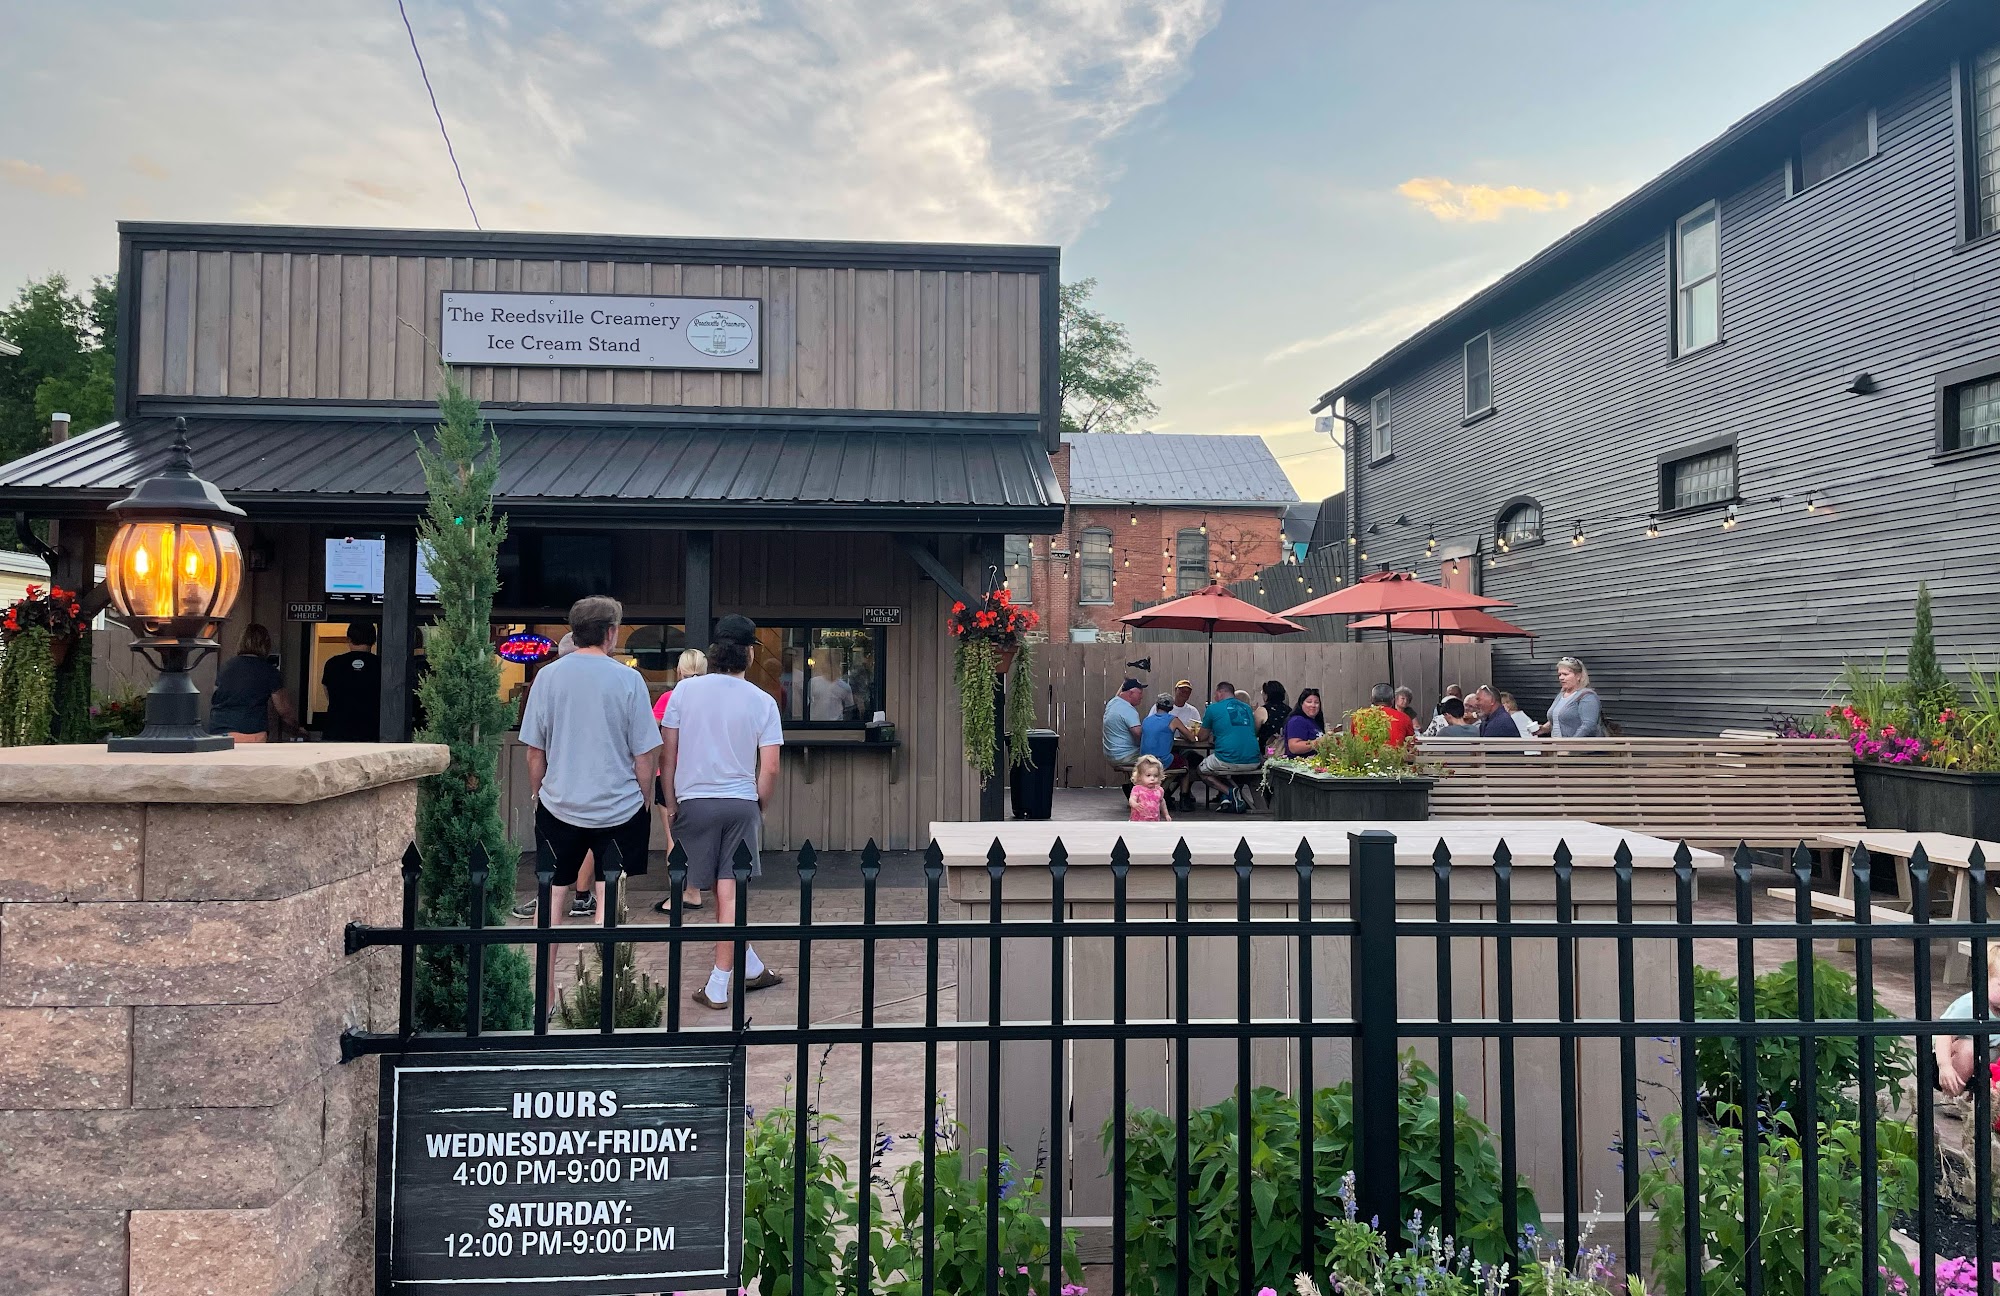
684, 530, 713, 652
380, 528, 416, 741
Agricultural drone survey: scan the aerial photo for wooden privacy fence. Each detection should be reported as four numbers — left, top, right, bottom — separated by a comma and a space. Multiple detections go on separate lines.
1028, 640, 1493, 789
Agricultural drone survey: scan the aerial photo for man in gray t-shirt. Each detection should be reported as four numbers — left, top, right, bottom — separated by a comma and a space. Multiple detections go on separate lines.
519, 597, 661, 952
661, 613, 785, 1010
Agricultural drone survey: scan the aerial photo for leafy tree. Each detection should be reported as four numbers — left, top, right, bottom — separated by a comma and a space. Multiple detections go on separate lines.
0, 274, 117, 465
411, 372, 533, 1032
1058, 278, 1159, 435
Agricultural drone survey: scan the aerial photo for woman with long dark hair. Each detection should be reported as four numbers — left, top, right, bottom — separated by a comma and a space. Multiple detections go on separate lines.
1282, 687, 1326, 755
1253, 679, 1291, 755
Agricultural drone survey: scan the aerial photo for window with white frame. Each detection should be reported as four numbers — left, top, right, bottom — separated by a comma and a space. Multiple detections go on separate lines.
1974, 43, 2000, 237
1675, 204, 1720, 354
1496, 500, 1543, 549
1002, 534, 1033, 603
1079, 527, 1113, 604
1369, 389, 1392, 460
1792, 106, 1874, 192
1463, 333, 1493, 416
1175, 529, 1208, 594
1661, 444, 1737, 511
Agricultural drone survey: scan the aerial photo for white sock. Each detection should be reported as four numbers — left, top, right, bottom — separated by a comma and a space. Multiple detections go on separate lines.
705, 967, 731, 1002
745, 946, 765, 978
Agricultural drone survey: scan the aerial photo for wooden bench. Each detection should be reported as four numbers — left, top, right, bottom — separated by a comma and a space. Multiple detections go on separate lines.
1419, 736, 1864, 851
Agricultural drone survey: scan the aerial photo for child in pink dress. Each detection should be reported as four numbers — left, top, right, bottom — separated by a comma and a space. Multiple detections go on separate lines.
1128, 755, 1172, 822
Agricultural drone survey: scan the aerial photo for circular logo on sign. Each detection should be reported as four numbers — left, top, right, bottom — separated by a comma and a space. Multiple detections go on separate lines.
686, 309, 753, 357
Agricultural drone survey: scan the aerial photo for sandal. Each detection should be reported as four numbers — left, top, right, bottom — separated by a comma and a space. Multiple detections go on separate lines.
743, 968, 784, 992
692, 987, 730, 1011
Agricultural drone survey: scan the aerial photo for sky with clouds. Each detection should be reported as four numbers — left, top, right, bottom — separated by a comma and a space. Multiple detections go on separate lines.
1, 0, 1916, 499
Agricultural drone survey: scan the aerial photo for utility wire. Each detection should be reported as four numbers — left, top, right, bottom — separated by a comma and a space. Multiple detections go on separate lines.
398, 0, 481, 229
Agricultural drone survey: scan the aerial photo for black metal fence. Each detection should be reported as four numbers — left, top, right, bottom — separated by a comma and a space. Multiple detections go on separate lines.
344, 832, 2000, 1296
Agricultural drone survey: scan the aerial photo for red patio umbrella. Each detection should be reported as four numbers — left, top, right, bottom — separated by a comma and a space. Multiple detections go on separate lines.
1279, 571, 1514, 688
1347, 607, 1537, 705
1118, 584, 1304, 700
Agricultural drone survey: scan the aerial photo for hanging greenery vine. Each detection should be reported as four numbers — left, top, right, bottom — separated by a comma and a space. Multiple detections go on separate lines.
53, 626, 93, 744
0, 625, 55, 747
947, 586, 1039, 776
1005, 638, 1036, 768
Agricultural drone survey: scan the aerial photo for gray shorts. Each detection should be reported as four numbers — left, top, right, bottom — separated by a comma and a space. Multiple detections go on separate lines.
1200, 754, 1263, 775
671, 798, 764, 889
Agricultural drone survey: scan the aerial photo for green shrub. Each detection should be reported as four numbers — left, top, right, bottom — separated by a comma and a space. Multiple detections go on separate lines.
1638, 1106, 1918, 1296
1689, 960, 1914, 1123
1111, 1055, 1538, 1294
551, 944, 665, 1029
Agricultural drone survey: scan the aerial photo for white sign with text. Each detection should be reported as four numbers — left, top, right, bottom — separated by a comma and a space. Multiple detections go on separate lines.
440, 292, 762, 371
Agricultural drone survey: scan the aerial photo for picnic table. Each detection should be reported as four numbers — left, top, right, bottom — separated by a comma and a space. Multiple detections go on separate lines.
1773, 830, 2000, 980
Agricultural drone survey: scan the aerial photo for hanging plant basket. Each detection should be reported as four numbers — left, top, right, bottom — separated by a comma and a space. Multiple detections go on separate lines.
947, 588, 1040, 775
0, 586, 88, 748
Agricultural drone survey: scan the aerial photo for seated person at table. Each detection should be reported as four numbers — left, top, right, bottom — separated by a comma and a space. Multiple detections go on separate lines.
1101, 677, 1145, 773
1197, 682, 1263, 811
1472, 685, 1520, 738
1169, 680, 1202, 738
1431, 696, 1480, 736
1937, 959, 2000, 1097
1283, 688, 1326, 755
1140, 695, 1179, 769
1350, 683, 1416, 746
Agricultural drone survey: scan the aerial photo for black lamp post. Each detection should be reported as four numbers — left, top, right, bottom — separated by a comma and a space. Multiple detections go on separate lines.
102, 418, 246, 752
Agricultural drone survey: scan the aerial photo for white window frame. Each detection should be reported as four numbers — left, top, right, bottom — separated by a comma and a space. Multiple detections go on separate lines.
1788, 105, 1877, 195
1079, 527, 1113, 605
1369, 389, 1393, 461
1462, 332, 1493, 418
1674, 202, 1722, 356
1971, 43, 2000, 239
1174, 529, 1209, 595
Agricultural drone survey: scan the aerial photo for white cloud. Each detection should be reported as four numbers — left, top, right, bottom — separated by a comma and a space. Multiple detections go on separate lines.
1, 159, 84, 198
1263, 272, 1505, 364
0, 0, 1220, 291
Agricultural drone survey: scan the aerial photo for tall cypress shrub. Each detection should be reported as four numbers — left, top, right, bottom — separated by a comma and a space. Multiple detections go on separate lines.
411, 373, 532, 1031
1906, 582, 1958, 721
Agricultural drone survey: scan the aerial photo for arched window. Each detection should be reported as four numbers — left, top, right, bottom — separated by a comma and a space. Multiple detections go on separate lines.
1495, 499, 1543, 550
1175, 529, 1209, 594
1079, 528, 1113, 604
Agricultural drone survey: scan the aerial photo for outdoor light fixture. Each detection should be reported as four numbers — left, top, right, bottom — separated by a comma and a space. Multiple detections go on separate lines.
1847, 372, 1877, 395
1426, 526, 1437, 555
1571, 521, 1585, 546
1722, 503, 1739, 530
1646, 516, 1661, 539
1450, 558, 1462, 575
1806, 492, 1821, 513
102, 418, 247, 752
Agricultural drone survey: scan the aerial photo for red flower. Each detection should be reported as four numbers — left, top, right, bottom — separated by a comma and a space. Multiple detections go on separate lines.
1941, 709, 1956, 723
952, 602, 966, 614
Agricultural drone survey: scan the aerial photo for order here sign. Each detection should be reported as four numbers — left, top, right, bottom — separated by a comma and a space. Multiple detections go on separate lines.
440, 292, 761, 372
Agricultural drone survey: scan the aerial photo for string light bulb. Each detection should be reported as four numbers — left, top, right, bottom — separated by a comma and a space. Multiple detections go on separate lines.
1451, 558, 1462, 575
1571, 521, 1585, 547
1646, 516, 1660, 539
1722, 504, 1738, 530
1130, 509, 1137, 526
1199, 522, 1207, 535
1805, 492, 1820, 513
1426, 526, 1437, 555
1485, 555, 1497, 569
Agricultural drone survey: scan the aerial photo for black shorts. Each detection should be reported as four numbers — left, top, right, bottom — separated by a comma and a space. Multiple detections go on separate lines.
534, 803, 652, 886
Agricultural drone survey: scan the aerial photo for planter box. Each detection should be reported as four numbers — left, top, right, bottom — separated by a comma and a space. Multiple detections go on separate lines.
1855, 763, 2000, 838
1267, 764, 1435, 821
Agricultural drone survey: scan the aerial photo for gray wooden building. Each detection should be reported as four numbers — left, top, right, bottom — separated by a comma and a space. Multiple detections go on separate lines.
0, 222, 1067, 848
1313, 0, 2000, 734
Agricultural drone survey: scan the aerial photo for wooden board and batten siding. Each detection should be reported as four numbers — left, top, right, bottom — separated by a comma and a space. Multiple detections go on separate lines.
483, 531, 980, 854
1029, 640, 1493, 789
131, 245, 1043, 417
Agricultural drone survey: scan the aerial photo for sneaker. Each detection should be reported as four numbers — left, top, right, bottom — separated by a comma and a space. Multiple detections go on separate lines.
568, 892, 597, 918
509, 897, 538, 920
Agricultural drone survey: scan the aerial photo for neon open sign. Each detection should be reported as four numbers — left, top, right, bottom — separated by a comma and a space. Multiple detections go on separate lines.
497, 633, 557, 664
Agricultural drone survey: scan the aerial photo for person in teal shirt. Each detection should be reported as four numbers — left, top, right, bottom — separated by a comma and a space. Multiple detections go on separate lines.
1197, 681, 1262, 810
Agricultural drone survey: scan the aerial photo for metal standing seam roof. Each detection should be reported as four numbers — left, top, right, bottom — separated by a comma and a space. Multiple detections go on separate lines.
0, 416, 1065, 524
1060, 432, 1299, 506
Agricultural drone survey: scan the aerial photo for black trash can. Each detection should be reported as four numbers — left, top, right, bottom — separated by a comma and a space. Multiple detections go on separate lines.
1010, 729, 1061, 819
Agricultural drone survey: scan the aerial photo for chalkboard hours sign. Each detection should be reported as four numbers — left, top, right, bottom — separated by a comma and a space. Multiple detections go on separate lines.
378, 1048, 745, 1295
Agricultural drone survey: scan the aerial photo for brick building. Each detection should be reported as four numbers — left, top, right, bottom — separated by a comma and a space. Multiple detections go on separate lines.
1006, 433, 1298, 642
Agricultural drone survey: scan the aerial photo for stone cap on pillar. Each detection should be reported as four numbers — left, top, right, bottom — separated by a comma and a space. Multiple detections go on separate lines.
0, 742, 449, 805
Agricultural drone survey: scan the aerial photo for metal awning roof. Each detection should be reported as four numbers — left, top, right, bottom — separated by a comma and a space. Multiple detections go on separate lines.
0, 414, 1065, 530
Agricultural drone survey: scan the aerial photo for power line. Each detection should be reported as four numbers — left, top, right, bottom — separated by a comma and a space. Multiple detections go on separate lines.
398, 0, 481, 230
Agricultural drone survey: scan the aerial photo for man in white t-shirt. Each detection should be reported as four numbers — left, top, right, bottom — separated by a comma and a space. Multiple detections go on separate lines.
660, 613, 785, 1010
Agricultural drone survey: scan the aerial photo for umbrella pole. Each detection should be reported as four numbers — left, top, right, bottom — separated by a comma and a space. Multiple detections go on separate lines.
1206, 634, 1215, 705
1384, 632, 1394, 688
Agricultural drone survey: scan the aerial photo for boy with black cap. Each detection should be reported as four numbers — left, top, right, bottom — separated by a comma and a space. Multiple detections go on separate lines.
659, 613, 786, 1009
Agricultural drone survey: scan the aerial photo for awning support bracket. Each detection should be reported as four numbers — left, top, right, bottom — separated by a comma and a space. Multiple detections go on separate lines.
897, 536, 973, 606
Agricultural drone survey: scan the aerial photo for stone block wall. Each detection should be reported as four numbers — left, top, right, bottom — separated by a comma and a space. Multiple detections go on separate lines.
0, 746, 445, 1296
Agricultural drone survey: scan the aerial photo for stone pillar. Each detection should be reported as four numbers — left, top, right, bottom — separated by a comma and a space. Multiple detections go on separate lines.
0, 743, 448, 1296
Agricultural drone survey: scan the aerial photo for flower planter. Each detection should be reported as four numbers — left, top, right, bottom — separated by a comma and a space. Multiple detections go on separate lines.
1267, 764, 1435, 821
1855, 763, 2000, 839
